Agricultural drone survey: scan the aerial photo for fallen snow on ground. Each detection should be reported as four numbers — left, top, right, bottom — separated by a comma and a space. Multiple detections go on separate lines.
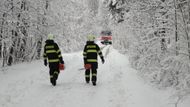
0, 46, 190, 107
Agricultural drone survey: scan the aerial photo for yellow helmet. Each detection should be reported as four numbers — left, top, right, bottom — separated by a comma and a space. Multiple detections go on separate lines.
87, 35, 95, 41
47, 34, 54, 40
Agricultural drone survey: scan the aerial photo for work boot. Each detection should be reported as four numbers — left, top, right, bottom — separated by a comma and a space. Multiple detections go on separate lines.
52, 80, 56, 86
51, 78, 56, 86
92, 82, 96, 86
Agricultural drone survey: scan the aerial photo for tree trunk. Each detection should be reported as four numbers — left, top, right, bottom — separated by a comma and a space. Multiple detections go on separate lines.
187, 0, 190, 59
178, 1, 190, 59
174, 0, 179, 55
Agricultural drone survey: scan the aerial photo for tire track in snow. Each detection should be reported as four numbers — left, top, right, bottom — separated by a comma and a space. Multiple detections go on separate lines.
99, 47, 130, 107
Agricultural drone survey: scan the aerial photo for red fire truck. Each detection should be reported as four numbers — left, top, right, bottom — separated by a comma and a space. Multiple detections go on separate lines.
100, 31, 112, 45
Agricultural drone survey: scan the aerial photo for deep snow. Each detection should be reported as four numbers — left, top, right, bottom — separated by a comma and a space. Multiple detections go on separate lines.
0, 45, 190, 107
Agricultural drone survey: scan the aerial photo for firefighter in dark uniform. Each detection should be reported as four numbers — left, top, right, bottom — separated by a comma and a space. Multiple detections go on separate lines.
83, 35, 105, 86
43, 34, 64, 86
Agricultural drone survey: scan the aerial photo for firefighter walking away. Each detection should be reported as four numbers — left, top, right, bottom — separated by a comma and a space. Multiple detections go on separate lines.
83, 35, 105, 86
43, 34, 64, 86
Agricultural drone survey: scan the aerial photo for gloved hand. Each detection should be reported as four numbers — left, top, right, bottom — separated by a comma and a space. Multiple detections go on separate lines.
60, 58, 64, 64
101, 58, 105, 64
44, 59, 47, 66
60, 60, 64, 64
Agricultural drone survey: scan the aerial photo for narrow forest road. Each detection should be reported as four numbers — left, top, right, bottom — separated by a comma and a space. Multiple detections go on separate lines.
0, 46, 189, 107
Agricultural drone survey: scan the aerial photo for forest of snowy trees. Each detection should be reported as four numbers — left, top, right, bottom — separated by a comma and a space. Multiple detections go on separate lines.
105, 0, 190, 97
1, 0, 190, 99
0, 0, 53, 67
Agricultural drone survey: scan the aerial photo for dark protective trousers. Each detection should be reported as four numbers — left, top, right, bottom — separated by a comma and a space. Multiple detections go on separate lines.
85, 68, 97, 83
85, 63, 98, 83
49, 63, 60, 82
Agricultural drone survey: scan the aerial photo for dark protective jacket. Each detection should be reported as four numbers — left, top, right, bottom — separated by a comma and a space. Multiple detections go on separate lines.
83, 41, 104, 65
43, 40, 64, 64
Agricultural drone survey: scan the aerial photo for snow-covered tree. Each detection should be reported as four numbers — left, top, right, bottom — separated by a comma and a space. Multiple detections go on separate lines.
0, 0, 51, 67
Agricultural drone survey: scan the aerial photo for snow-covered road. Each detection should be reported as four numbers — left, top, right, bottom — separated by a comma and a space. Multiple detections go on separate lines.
0, 46, 189, 107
